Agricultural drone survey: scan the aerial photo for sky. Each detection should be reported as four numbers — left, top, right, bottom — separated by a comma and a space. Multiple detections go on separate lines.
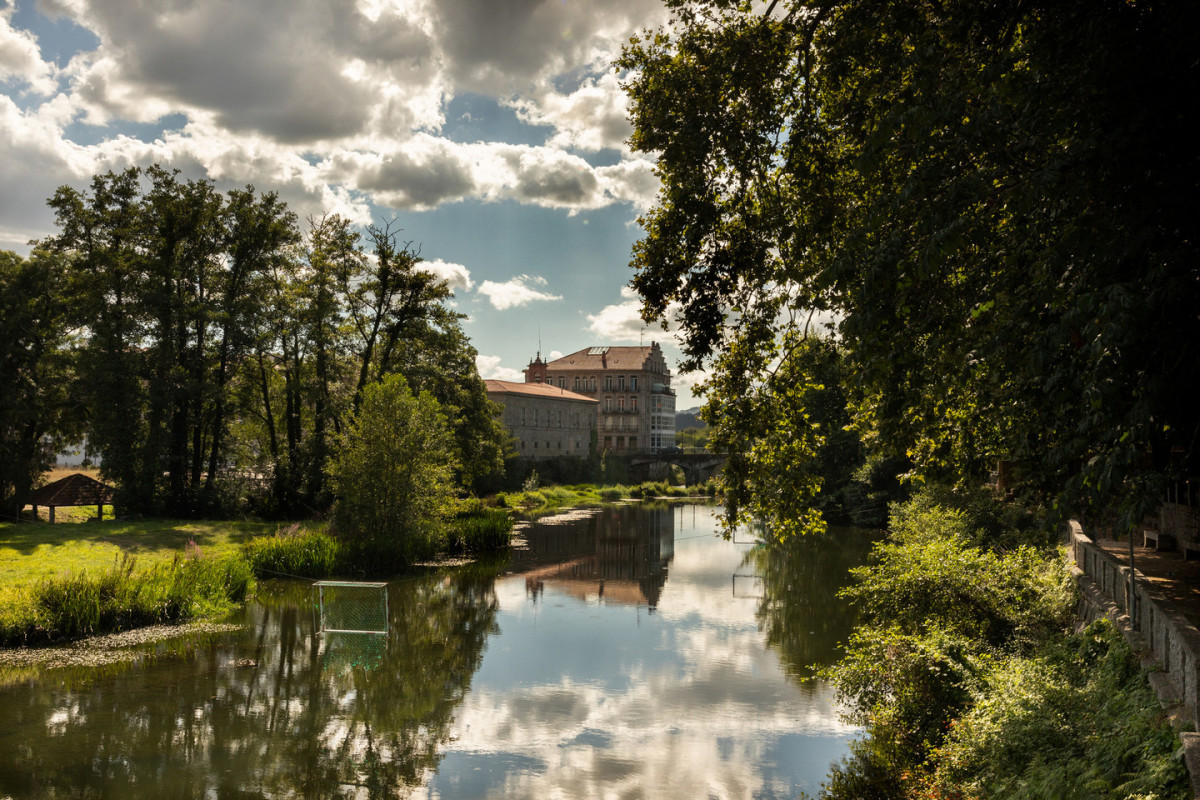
0, 0, 710, 407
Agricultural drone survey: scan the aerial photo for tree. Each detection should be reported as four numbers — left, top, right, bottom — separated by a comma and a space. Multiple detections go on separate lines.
47, 167, 300, 515
327, 374, 457, 560
0, 249, 77, 520
619, 0, 1200, 528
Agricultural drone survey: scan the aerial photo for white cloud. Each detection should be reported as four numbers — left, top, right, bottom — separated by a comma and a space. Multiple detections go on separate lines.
430, 0, 667, 96
0, 6, 58, 95
508, 72, 632, 153
475, 354, 524, 382
420, 257, 472, 291
0, 0, 668, 248
478, 274, 562, 311
586, 285, 661, 342
57, 0, 444, 142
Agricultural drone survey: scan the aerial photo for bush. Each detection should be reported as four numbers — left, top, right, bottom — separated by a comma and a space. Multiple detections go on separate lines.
844, 500, 1073, 649
328, 375, 457, 563
822, 489, 1184, 800
933, 620, 1189, 800
825, 626, 985, 769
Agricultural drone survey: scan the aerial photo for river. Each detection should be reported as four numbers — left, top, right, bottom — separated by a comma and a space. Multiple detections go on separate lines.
0, 503, 875, 799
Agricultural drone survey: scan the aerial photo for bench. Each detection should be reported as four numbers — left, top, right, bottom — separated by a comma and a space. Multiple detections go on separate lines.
1143, 528, 1177, 551
1183, 541, 1200, 561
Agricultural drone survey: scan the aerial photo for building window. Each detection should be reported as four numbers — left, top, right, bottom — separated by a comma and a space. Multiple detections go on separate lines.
618, 397, 625, 411
619, 376, 626, 391
630, 376, 638, 391
630, 436, 638, 451
604, 436, 612, 450
574, 376, 580, 390
604, 376, 613, 391
558, 377, 565, 388
631, 396, 638, 411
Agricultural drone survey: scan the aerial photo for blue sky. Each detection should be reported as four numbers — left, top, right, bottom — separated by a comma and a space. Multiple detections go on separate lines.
0, 0, 707, 405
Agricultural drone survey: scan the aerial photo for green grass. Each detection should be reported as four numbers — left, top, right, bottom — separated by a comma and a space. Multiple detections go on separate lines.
0, 517, 302, 645
1, 551, 254, 646
494, 481, 717, 515
0, 517, 283, 594
446, 508, 514, 554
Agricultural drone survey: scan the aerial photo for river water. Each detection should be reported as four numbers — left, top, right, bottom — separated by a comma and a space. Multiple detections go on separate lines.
0, 503, 875, 799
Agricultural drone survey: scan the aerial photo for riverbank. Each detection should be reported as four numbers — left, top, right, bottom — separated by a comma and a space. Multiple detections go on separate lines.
820, 486, 1191, 799
0, 482, 709, 647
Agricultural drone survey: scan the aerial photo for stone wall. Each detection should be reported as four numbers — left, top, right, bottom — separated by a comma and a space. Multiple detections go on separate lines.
1068, 521, 1200, 796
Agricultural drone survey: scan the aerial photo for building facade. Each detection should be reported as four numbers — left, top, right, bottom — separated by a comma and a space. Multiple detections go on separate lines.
485, 379, 598, 460
523, 343, 676, 454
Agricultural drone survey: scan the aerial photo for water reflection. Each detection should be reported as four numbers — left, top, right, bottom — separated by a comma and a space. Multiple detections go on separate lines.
748, 526, 880, 681
0, 565, 501, 798
0, 504, 869, 799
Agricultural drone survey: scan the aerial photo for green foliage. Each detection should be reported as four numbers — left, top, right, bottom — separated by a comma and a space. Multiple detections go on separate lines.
328, 375, 457, 563
707, 333, 858, 538
242, 525, 343, 579
828, 625, 985, 771
821, 492, 1183, 799
845, 501, 1072, 649
48, 167, 298, 516
1, 552, 253, 646
934, 621, 1189, 800
620, 0, 1200, 520
446, 509, 513, 554
675, 427, 709, 452
0, 249, 77, 520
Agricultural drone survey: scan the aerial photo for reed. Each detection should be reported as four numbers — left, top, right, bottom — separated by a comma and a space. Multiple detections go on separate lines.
447, 509, 514, 554
242, 525, 343, 579
0, 550, 254, 646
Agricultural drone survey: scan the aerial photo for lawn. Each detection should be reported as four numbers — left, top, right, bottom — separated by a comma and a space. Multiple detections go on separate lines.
0, 517, 281, 597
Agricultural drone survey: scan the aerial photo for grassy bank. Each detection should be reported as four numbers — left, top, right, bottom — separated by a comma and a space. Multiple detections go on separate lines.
495, 480, 718, 516
242, 508, 514, 579
818, 487, 1189, 800
0, 551, 253, 647
0, 507, 516, 645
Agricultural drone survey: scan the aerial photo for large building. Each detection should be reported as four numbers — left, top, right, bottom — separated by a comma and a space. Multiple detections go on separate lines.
523, 343, 676, 454
484, 379, 598, 460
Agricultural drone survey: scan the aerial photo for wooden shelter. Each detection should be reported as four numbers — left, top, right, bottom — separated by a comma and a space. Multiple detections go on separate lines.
26, 473, 115, 523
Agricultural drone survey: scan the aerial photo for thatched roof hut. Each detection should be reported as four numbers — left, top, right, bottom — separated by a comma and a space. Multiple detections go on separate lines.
26, 473, 115, 523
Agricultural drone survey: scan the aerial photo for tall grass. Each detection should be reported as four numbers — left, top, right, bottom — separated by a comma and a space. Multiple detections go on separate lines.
447, 509, 513, 554
0, 550, 253, 646
242, 525, 343, 579
495, 481, 718, 514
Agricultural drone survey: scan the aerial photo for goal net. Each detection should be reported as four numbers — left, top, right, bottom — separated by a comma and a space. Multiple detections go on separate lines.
315, 580, 390, 635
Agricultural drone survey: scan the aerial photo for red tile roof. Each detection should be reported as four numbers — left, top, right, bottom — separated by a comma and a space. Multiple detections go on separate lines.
27, 473, 115, 506
485, 380, 598, 403
544, 345, 665, 372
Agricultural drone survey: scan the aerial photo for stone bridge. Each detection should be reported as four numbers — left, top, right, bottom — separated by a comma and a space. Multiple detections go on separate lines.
628, 452, 727, 485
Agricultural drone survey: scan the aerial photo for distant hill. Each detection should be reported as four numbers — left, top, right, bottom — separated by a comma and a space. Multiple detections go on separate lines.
675, 407, 705, 429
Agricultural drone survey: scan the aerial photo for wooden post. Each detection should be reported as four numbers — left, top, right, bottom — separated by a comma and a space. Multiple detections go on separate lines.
30, 504, 36, 522
97, 503, 103, 521
49, 506, 56, 524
